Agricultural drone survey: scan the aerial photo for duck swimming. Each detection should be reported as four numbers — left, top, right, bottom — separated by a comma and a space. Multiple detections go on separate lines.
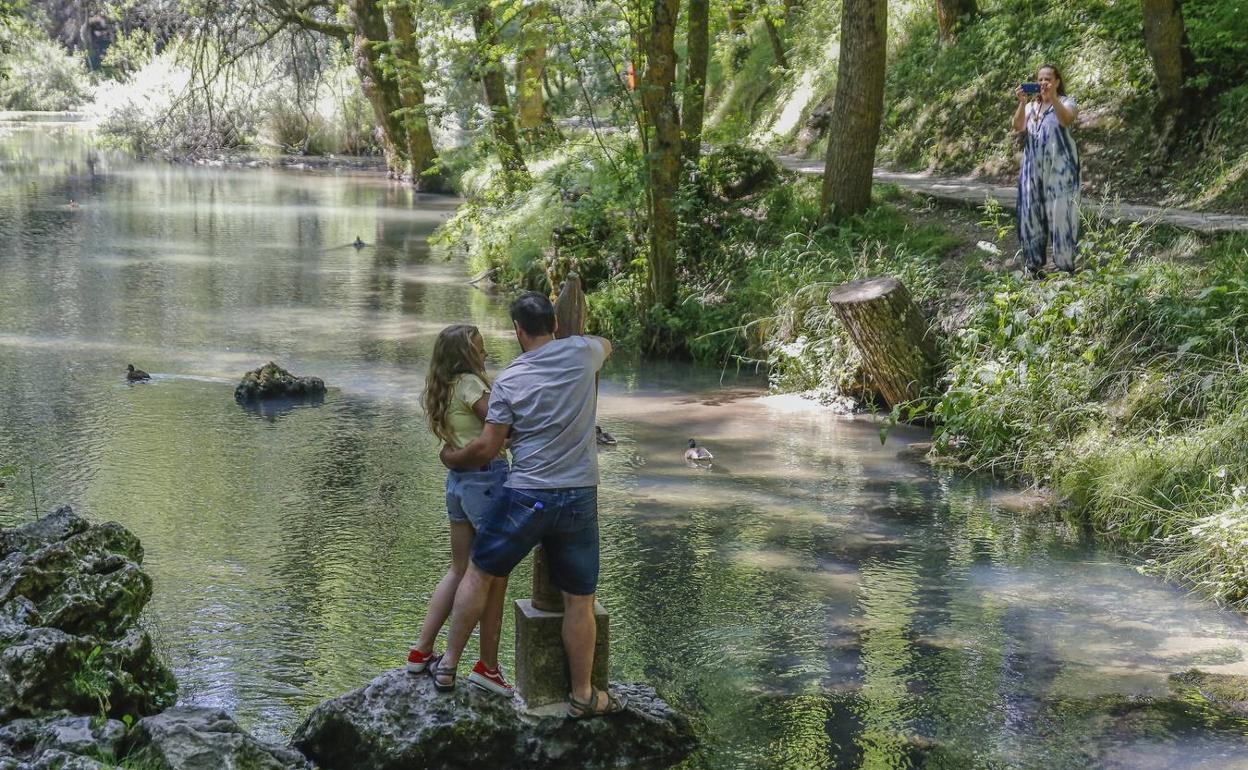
684, 439, 713, 462
596, 426, 617, 446
352, 236, 367, 249
126, 364, 150, 382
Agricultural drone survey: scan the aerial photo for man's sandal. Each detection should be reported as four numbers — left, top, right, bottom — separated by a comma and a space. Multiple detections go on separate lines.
428, 655, 456, 693
566, 688, 627, 719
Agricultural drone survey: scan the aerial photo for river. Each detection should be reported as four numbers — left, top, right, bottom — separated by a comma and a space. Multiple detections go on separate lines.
3, 120, 1248, 769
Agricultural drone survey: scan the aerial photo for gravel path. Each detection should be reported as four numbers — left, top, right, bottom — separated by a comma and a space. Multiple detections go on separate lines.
777, 156, 1248, 234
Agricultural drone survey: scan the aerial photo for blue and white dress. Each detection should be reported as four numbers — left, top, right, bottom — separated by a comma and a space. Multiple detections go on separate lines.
1017, 96, 1080, 272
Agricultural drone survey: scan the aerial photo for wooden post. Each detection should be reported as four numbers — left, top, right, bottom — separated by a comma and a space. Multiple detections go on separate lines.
826, 276, 937, 407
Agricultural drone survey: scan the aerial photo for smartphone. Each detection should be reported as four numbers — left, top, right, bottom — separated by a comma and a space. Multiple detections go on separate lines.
1021, 82, 1041, 94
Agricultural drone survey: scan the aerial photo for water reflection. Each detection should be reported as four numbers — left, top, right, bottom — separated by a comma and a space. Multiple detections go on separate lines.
4, 126, 1248, 769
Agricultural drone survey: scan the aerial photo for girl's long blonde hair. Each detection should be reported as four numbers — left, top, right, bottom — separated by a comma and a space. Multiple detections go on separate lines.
423, 324, 489, 444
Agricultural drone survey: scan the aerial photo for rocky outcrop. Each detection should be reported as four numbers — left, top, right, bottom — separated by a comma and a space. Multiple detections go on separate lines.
291, 668, 698, 770
0, 511, 695, 770
0, 507, 176, 721
234, 363, 326, 403
124, 707, 310, 770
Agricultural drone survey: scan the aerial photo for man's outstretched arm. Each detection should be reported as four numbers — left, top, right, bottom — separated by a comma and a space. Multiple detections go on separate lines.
440, 422, 510, 470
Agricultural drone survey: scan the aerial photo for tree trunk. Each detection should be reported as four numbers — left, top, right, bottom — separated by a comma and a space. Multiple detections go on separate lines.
530, 272, 590, 613
387, 3, 443, 190
640, 0, 681, 308
347, 0, 409, 176
681, 0, 709, 162
826, 277, 937, 407
1140, 0, 1195, 154
934, 0, 976, 43
820, 0, 886, 219
472, 2, 528, 178
514, 2, 553, 141
762, 15, 788, 70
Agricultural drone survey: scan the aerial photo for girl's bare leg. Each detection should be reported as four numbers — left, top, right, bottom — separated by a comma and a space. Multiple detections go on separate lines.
413, 521, 475, 653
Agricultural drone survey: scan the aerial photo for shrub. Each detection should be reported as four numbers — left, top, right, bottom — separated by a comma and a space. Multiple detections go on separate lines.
0, 23, 90, 110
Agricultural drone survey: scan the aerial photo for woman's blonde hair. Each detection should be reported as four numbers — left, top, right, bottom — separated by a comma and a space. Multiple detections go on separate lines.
423, 324, 489, 444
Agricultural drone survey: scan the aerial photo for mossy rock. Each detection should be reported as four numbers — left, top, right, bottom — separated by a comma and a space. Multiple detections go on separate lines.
234, 362, 326, 403
1169, 669, 1248, 717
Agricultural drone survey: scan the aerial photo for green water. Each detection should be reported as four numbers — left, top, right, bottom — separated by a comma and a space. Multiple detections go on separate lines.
3, 122, 1248, 769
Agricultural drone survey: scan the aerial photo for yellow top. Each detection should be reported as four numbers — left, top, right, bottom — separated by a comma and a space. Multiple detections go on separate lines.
446, 374, 504, 459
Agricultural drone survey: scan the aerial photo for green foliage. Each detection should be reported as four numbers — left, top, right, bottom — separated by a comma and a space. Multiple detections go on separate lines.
99, 28, 156, 80
71, 645, 114, 717
93, 39, 378, 157
1184, 0, 1248, 91
0, 21, 90, 110
434, 135, 646, 296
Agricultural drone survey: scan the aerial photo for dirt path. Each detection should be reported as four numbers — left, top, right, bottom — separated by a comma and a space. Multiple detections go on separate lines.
777, 156, 1248, 235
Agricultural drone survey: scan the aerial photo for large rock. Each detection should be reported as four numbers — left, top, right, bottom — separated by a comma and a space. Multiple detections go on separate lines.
0, 715, 126, 770
123, 707, 310, 770
0, 507, 176, 720
291, 669, 697, 770
234, 362, 326, 403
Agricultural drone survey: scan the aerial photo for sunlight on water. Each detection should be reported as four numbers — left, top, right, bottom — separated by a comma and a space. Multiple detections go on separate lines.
5, 126, 1248, 769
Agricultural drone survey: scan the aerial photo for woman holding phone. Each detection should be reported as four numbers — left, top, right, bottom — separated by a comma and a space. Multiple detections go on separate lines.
1012, 64, 1080, 276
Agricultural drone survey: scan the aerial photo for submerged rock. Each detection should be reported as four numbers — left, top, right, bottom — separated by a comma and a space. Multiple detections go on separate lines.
1169, 669, 1248, 717
291, 668, 698, 770
124, 707, 311, 770
234, 362, 326, 404
0, 507, 176, 720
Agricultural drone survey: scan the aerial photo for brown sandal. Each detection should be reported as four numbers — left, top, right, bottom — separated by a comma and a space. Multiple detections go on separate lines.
428, 655, 456, 692
566, 688, 627, 719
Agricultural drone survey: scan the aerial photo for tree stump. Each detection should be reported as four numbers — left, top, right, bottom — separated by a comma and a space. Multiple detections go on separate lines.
826, 276, 937, 407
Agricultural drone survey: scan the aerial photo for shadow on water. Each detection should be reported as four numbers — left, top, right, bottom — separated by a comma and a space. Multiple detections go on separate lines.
236, 393, 328, 422
7, 125, 1248, 769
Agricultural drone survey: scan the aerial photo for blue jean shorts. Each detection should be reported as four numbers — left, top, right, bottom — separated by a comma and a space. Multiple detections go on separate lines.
471, 486, 599, 596
445, 459, 509, 528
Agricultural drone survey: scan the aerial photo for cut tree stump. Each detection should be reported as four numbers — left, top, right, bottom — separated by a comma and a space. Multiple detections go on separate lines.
826, 276, 937, 407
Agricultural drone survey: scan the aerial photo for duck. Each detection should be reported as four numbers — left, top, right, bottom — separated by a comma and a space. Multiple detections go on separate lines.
352, 236, 367, 249
68, 199, 79, 210
684, 439, 713, 462
126, 364, 151, 382
596, 426, 617, 446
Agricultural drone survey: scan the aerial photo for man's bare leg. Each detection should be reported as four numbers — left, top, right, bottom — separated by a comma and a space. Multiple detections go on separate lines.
562, 591, 596, 703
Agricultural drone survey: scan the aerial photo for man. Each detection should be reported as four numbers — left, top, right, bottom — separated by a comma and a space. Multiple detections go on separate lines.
430, 291, 624, 718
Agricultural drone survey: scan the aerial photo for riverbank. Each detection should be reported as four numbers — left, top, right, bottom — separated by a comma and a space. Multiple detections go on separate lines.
442, 139, 1248, 608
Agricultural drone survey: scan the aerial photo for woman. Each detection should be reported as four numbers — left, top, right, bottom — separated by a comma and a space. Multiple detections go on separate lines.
1013, 64, 1080, 275
406, 324, 513, 696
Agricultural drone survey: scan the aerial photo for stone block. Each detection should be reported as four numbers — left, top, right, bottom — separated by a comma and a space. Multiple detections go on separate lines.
513, 599, 609, 709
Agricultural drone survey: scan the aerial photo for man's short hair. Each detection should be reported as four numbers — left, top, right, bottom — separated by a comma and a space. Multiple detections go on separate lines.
510, 291, 556, 336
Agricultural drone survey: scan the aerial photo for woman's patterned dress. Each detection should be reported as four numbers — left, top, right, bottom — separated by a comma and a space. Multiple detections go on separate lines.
1018, 96, 1080, 272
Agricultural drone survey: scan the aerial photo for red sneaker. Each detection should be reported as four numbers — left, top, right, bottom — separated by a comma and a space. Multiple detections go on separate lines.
407, 647, 435, 673
467, 660, 514, 697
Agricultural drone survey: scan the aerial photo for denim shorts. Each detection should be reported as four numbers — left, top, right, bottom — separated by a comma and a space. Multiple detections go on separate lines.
471, 486, 599, 596
445, 459, 509, 529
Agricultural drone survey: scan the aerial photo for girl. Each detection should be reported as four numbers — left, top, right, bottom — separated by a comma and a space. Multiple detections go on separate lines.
406, 324, 513, 696
1013, 63, 1080, 276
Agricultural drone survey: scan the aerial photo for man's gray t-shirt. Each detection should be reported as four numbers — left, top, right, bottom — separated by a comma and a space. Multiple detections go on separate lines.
486, 336, 607, 489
